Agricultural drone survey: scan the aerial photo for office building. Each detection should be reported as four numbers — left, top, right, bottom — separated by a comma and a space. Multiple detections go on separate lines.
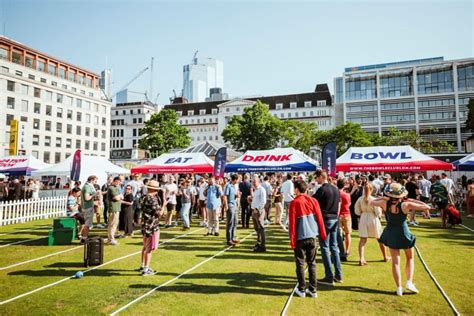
183, 56, 224, 103
334, 57, 474, 152
0, 35, 111, 162
165, 84, 334, 145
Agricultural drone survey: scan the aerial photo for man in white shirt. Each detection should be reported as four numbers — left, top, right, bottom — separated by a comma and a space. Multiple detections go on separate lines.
441, 173, 455, 203
164, 175, 178, 228
281, 174, 295, 226
198, 178, 209, 227
250, 175, 267, 252
417, 175, 432, 203
262, 176, 273, 225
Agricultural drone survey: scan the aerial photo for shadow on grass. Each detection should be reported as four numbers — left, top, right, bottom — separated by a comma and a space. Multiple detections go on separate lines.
317, 284, 409, 296
7, 267, 169, 277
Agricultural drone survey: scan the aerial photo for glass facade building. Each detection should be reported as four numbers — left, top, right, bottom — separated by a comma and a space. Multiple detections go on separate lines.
335, 57, 474, 152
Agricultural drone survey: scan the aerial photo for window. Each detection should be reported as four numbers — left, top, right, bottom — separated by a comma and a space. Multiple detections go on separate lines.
45, 120, 51, 131
101, 130, 106, 139
84, 101, 90, 110
304, 101, 312, 108
43, 152, 50, 163
56, 137, 62, 148
21, 100, 28, 112
37, 59, 46, 72
85, 141, 90, 150
55, 152, 61, 163
101, 105, 107, 114
317, 100, 327, 106
40, 78, 46, 83
66, 139, 72, 149
7, 80, 15, 91
34, 87, 41, 98
226, 108, 230, 112
7, 97, 15, 109
458, 64, 474, 92
89, 92, 94, 97
44, 136, 51, 146
62, 84, 67, 89
32, 135, 39, 146
44, 90, 53, 101
25, 55, 34, 68
15, 70, 22, 76
56, 93, 63, 103
20, 84, 28, 95
133, 129, 137, 137
76, 99, 82, 108
6, 114, 14, 125
138, 118, 142, 123
51, 81, 57, 87
56, 122, 62, 133
33, 119, 40, 129
12, 51, 23, 65
68, 70, 75, 82
85, 127, 90, 136
93, 142, 98, 151
288, 113, 292, 118
77, 73, 85, 85
86, 114, 91, 123
102, 117, 106, 126
187, 110, 194, 116
1, 66, 9, 73
380, 73, 412, 98
58, 67, 66, 79
417, 68, 453, 94
48, 63, 57, 75
94, 116, 99, 125
67, 110, 73, 119
94, 129, 98, 137
76, 112, 82, 121
133, 118, 137, 124
199, 109, 206, 115
345, 76, 377, 101
28, 74, 35, 80
46, 105, 52, 116
34, 103, 41, 114
66, 124, 72, 134
76, 140, 81, 149
76, 126, 81, 135
57, 107, 63, 118
0, 47, 8, 60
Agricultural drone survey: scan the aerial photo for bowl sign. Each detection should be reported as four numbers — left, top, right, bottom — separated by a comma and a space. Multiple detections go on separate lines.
350, 152, 412, 160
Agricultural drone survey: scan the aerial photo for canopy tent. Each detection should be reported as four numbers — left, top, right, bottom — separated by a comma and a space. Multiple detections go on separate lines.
131, 152, 214, 174
225, 147, 319, 172
0, 155, 51, 176
453, 153, 474, 171
31, 154, 129, 185
336, 146, 454, 172
177, 141, 241, 161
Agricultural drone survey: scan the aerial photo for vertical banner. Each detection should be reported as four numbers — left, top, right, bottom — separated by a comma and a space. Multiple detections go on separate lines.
70, 150, 82, 181
213, 147, 227, 178
9, 120, 18, 156
322, 142, 337, 177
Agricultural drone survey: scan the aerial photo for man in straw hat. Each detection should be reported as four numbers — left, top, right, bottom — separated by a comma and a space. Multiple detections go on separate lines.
139, 179, 163, 276
371, 182, 430, 296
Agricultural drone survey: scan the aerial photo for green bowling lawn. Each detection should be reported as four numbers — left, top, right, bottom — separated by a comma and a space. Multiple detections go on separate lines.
0, 214, 472, 315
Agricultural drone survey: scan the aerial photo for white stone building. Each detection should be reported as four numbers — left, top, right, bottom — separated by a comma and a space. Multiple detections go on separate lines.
0, 35, 111, 162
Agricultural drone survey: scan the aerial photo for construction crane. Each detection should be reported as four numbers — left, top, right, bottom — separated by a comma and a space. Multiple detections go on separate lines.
192, 50, 198, 64
108, 66, 149, 101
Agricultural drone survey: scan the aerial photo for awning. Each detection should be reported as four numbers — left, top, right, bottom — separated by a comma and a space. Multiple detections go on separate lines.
225, 148, 319, 172
336, 146, 454, 172
453, 153, 474, 171
131, 153, 214, 174
0, 155, 51, 176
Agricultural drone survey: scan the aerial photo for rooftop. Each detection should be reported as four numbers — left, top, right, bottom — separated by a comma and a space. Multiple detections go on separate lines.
345, 57, 444, 73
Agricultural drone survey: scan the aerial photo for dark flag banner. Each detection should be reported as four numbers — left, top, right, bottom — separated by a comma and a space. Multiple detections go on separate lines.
213, 147, 227, 178
322, 142, 337, 177
70, 150, 81, 181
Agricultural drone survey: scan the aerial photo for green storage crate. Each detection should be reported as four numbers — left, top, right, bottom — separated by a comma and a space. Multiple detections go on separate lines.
48, 228, 76, 245
53, 217, 77, 230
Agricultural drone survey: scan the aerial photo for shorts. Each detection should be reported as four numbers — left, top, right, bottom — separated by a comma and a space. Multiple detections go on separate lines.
142, 231, 160, 252
339, 216, 352, 235
166, 203, 176, 213
199, 200, 206, 208
82, 207, 94, 228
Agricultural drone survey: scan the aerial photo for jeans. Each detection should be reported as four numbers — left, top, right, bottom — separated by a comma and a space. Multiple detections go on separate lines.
240, 199, 251, 228
226, 204, 238, 242
294, 238, 317, 292
181, 202, 191, 228
319, 218, 342, 280
284, 201, 291, 226
336, 224, 347, 258
252, 209, 265, 247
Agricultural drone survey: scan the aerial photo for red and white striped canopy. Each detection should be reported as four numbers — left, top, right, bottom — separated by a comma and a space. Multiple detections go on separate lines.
131, 152, 214, 174
336, 146, 453, 172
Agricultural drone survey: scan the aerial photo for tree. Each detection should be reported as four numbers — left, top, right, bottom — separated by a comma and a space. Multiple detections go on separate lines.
381, 127, 453, 153
282, 120, 318, 155
222, 100, 284, 151
466, 97, 474, 131
312, 122, 373, 156
138, 109, 191, 157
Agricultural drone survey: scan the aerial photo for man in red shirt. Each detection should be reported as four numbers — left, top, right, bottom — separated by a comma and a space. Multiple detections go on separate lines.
337, 179, 352, 257
289, 180, 327, 298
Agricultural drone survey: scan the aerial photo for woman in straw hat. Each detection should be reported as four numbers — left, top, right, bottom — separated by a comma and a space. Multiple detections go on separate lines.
139, 180, 163, 276
371, 182, 430, 296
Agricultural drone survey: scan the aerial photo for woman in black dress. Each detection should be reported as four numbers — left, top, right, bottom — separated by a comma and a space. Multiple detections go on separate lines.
121, 185, 134, 237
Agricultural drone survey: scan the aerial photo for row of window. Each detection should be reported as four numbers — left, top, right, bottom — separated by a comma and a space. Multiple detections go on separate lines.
350, 111, 463, 125
114, 108, 150, 115
381, 102, 415, 111
347, 97, 470, 113
30, 134, 106, 151
6, 80, 105, 113
110, 128, 143, 138
0, 47, 96, 88
418, 99, 455, 108
2, 66, 96, 97
5, 97, 107, 125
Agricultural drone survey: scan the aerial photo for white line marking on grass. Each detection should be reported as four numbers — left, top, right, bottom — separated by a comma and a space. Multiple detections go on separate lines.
110, 231, 256, 316
0, 246, 83, 271
0, 237, 47, 248
0, 226, 50, 236
459, 224, 474, 232
414, 245, 460, 316
280, 268, 307, 316
0, 228, 205, 306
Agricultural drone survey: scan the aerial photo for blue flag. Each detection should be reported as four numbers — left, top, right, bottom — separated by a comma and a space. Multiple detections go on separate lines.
213, 147, 227, 179
322, 142, 337, 177
70, 150, 81, 181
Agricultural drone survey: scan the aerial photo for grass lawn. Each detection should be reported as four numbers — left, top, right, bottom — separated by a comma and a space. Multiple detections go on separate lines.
0, 214, 472, 315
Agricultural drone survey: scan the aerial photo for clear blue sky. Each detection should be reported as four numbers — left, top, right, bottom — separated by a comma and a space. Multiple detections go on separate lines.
1, 0, 473, 104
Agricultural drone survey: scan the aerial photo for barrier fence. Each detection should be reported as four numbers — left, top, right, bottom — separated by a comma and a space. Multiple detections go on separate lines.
0, 196, 68, 226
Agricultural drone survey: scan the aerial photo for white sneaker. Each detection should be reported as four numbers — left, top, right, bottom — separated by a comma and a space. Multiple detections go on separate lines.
264, 219, 271, 225
306, 288, 317, 298
396, 287, 403, 296
108, 240, 118, 246
406, 281, 419, 293
294, 288, 306, 298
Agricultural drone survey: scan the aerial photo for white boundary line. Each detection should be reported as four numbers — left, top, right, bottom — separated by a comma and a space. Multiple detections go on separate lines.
110, 231, 256, 315
0, 228, 205, 306
0, 237, 47, 248
280, 267, 307, 316
459, 224, 474, 232
0, 246, 83, 271
414, 245, 460, 316
0, 226, 50, 236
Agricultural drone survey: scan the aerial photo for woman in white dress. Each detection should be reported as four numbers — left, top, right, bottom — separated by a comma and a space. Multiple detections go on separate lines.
355, 183, 390, 265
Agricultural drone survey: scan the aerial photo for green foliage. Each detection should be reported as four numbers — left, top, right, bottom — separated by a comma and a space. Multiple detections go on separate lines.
382, 127, 454, 153
466, 98, 474, 131
222, 100, 284, 151
282, 120, 318, 155
138, 109, 191, 157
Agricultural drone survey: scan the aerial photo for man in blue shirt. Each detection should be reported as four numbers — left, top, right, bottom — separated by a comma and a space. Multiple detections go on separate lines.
205, 177, 222, 236
224, 174, 240, 246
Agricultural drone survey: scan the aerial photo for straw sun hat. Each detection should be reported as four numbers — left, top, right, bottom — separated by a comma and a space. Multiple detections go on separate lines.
146, 180, 160, 191
384, 182, 408, 199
